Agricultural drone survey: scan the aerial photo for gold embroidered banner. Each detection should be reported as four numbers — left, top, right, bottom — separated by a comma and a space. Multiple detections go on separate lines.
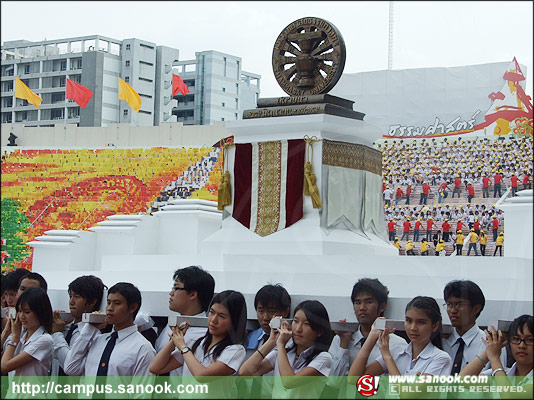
322, 139, 382, 175
255, 141, 283, 237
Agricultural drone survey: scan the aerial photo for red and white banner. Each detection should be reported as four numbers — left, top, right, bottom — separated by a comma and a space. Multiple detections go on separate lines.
233, 139, 305, 236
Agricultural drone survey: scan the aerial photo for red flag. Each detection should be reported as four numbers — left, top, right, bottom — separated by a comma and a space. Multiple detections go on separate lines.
172, 74, 189, 97
66, 78, 93, 108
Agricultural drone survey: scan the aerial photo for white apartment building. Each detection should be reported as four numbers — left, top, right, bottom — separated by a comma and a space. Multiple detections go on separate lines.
1, 38, 261, 128
172, 50, 260, 125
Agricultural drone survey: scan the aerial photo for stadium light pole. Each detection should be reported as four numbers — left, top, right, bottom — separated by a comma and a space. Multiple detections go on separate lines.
388, 1, 394, 70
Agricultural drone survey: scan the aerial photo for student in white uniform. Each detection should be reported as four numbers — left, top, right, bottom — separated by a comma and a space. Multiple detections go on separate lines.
51, 275, 106, 375
150, 266, 215, 376
63, 282, 156, 376
460, 315, 533, 386
154, 290, 247, 398
329, 278, 407, 375
349, 296, 452, 379
1, 287, 54, 376
246, 284, 291, 361
441, 280, 506, 375
152, 290, 247, 376
239, 300, 333, 399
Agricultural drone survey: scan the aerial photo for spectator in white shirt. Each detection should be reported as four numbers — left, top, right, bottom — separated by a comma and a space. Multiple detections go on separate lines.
51, 275, 106, 375
239, 300, 333, 399
153, 290, 247, 378
151, 266, 215, 376
1, 287, 53, 376
63, 282, 156, 376
348, 296, 451, 380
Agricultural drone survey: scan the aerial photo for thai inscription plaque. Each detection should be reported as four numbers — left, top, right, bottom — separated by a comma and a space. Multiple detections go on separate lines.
272, 17, 346, 96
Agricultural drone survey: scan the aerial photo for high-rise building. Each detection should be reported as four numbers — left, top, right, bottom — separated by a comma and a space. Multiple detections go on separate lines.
172, 50, 260, 125
1, 37, 261, 128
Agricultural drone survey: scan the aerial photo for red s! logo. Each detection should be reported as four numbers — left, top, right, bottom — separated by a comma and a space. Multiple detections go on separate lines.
356, 375, 380, 397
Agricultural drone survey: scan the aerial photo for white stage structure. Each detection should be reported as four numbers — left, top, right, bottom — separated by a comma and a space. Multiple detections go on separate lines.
29, 113, 533, 328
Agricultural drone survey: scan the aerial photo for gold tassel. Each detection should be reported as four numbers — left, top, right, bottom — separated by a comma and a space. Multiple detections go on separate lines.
217, 141, 232, 211
303, 136, 322, 209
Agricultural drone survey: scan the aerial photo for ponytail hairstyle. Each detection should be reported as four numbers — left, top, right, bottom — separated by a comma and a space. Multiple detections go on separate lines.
192, 290, 247, 361
288, 300, 334, 366
405, 296, 443, 349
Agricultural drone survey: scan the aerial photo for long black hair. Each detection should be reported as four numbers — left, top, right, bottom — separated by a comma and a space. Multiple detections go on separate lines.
287, 300, 334, 366
16, 287, 53, 333
191, 290, 247, 362
405, 296, 443, 350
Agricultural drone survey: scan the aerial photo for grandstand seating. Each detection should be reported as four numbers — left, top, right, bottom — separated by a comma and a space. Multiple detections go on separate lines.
1, 134, 531, 270
1, 147, 221, 271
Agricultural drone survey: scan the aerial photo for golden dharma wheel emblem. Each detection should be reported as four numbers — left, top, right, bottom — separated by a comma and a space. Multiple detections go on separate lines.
272, 17, 346, 96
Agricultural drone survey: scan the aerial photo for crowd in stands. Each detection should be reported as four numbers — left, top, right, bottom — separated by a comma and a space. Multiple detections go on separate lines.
1, 147, 220, 270
151, 150, 220, 212
1, 267, 532, 397
379, 135, 533, 256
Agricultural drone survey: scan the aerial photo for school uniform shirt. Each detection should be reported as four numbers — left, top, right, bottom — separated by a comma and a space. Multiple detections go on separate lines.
442, 325, 507, 374
266, 340, 332, 399
8, 326, 53, 376
64, 323, 156, 376
155, 313, 207, 376
376, 341, 452, 376
181, 337, 245, 376
329, 329, 407, 377
51, 321, 80, 375
481, 363, 533, 380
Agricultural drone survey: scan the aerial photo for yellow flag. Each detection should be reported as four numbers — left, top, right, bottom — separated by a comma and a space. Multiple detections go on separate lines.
14, 77, 43, 109
118, 78, 141, 112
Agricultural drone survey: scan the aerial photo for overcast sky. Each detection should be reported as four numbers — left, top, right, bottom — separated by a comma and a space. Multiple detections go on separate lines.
1, 1, 532, 98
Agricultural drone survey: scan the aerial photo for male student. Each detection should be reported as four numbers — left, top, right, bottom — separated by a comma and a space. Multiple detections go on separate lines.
442, 280, 506, 375
51, 275, 106, 375
1, 269, 29, 308
329, 278, 406, 382
17, 272, 48, 295
245, 284, 291, 360
64, 282, 155, 376
151, 265, 215, 376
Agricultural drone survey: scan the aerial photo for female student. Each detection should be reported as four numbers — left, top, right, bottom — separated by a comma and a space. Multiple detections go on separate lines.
1, 287, 54, 376
460, 315, 533, 382
239, 300, 333, 398
150, 290, 247, 379
348, 296, 451, 379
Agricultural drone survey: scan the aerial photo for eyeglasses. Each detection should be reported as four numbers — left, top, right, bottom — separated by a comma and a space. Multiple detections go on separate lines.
509, 337, 534, 346
443, 302, 469, 310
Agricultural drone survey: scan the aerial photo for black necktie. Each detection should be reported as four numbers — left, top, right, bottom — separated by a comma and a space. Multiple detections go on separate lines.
260, 333, 269, 346
451, 338, 465, 375
96, 331, 118, 376
65, 323, 78, 345
58, 323, 79, 376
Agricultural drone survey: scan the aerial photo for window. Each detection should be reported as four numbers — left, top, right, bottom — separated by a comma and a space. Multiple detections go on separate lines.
125, 60, 130, 67
125, 44, 131, 50
24, 65, 30, 74
124, 76, 129, 83
139, 77, 153, 82
60, 61, 67, 71
221, 117, 225, 121
60, 77, 66, 87
222, 87, 226, 92
236, 83, 239, 94
221, 102, 225, 107
223, 57, 227, 77
2, 113, 12, 123
123, 109, 128, 116
139, 110, 151, 114
139, 60, 153, 66
235, 98, 239, 109
139, 43, 154, 50
139, 93, 152, 99
235, 113, 238, 119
